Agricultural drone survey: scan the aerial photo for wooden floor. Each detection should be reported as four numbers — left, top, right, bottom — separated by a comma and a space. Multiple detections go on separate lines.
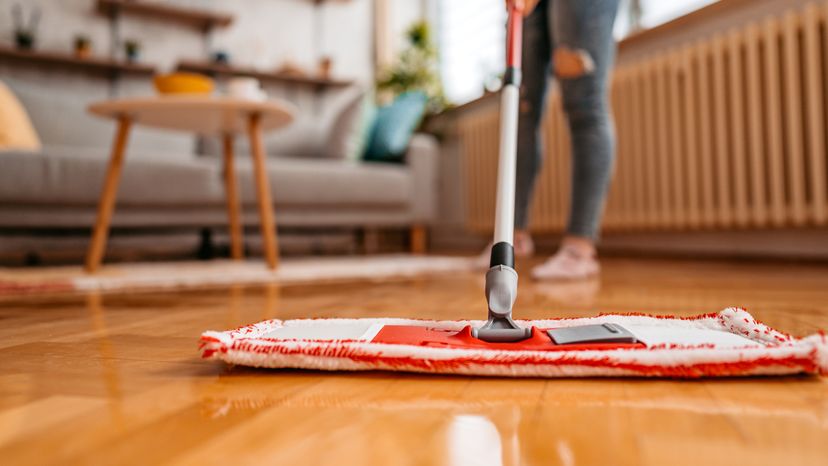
1, 256, 827, 465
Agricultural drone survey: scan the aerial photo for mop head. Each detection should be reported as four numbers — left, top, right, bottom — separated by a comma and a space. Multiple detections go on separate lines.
200, 307, 827, 378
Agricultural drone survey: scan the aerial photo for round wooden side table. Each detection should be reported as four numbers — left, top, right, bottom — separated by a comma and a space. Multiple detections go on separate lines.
86, 96, 296, 272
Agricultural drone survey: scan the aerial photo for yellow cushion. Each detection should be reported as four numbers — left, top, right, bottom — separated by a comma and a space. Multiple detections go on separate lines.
0, 81, 41, 151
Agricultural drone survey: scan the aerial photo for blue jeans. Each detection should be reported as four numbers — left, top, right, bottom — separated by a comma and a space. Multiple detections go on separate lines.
515, 0, 619, 240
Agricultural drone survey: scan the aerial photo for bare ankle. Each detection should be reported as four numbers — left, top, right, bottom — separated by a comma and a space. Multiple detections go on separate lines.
561, 236, 596, 258
514, 229, 535, 257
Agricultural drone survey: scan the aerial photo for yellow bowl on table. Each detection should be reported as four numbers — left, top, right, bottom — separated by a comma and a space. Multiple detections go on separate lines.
153, 73, 215, 96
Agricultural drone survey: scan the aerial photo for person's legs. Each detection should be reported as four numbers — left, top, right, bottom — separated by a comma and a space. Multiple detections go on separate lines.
553, 0, 619, 244
533, 0, 619, 280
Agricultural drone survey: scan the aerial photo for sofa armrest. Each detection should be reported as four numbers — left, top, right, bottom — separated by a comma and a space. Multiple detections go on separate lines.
406, 133, 440, 224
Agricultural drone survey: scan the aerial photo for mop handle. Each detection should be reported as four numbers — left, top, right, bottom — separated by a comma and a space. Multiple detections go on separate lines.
506, 2, 523, 70
490, 2, 523, 267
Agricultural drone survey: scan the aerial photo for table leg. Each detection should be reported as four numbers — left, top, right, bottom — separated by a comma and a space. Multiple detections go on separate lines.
247, 114, 279, 269
410, 224, 427, 254
222, 134, 244, 260
85, 117, 132, 273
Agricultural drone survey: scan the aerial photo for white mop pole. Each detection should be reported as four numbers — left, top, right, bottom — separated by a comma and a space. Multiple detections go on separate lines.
474, 3, 532, 342
493, 84, 519, 246
490, 3, 523, 260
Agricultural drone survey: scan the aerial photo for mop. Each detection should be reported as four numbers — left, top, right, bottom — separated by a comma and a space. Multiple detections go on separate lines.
200, 3, 827, 378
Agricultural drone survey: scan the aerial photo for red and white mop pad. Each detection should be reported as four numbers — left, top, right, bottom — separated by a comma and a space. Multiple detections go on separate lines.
200, 307, 827, 378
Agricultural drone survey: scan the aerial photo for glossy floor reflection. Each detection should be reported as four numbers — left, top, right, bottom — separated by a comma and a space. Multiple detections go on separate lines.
1, 257, 827, 465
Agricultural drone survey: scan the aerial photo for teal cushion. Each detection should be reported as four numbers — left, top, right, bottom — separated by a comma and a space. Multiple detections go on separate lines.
364, 91, 427, 162
348, 95, 377, 161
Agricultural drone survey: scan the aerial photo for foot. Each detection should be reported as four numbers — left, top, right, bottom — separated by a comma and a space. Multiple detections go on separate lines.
531, 245, 600, 281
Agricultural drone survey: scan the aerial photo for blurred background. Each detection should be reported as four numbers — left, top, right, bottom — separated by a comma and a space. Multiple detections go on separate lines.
0, 0, 826, 265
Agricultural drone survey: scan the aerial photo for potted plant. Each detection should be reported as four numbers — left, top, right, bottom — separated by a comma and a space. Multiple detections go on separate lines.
211, 50, 230, 65
74, 35, 92, 59
11, 3, 40, 50
124, 40, 141, 63
14, 30, 34, 50
376, 21, 447, 114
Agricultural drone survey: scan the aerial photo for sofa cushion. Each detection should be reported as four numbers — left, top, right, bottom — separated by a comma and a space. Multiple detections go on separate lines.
365, 91, 427, 162
265, 119, 327, 158
0, 80, 41, 150
237, 157, 411, 208
0, 146, 223, 207
324, 89, 373, 161
200, 87, 376, 161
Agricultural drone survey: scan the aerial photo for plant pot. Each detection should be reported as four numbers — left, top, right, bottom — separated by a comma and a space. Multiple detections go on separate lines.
15, 31, 34, 50
74, 37, 91, 59
211, 51, 230, 65
124, 42, 140, 63
317, 56, 333, 80
75, 46, 91, 59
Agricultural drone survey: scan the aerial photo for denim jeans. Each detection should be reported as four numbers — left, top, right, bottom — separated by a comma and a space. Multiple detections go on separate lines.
515, 0, 619, 240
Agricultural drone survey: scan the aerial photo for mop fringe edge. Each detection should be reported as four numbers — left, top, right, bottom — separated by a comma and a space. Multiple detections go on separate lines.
199, 307, 828, 378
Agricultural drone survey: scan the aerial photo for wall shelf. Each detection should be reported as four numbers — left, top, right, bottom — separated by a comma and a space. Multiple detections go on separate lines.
0, 45, 156, 77
96, 0, 234, 32
176, 60, 353, 91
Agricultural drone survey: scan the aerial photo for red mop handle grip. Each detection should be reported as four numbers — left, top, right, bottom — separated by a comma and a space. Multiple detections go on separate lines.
506, 1, 524, 70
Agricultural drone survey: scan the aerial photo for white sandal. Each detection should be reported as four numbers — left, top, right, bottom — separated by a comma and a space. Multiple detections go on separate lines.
531, 245, 600, 281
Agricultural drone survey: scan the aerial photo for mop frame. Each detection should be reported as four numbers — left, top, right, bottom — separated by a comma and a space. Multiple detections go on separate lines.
200, 308, 827, 378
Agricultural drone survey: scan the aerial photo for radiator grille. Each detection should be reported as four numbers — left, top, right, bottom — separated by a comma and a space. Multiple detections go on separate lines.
460, 2, 828, 233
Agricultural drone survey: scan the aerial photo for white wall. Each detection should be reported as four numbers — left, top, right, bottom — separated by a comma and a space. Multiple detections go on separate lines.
0, 0, 374, 114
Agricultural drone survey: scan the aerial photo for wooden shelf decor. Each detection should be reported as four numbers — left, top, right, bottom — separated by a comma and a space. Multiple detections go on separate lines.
96, 0, 234, 32
0, 45, 156, 77
176, 60, 353, 91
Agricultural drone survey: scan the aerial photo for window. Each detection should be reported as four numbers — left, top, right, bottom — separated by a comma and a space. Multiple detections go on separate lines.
616, 0, 720, 38
433, 0, 505, 105
639, 0, 718, 29
433, 0, 719, 105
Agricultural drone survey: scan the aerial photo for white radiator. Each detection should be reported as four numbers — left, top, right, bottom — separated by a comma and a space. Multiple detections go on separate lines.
460, 1, 828, 233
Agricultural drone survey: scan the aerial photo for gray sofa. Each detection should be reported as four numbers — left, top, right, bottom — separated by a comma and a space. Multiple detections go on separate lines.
0, 79, 439, 257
